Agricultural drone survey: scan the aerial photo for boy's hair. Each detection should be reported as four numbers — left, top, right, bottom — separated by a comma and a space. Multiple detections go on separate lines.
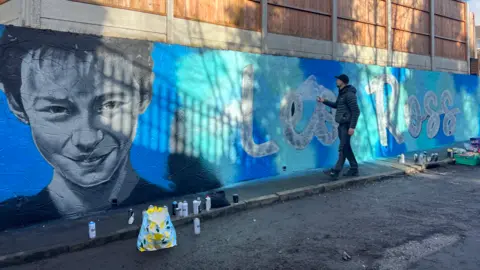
0, 26, 154, 120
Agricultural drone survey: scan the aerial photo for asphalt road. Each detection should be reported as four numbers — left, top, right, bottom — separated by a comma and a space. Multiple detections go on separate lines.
8, 165, 480, 270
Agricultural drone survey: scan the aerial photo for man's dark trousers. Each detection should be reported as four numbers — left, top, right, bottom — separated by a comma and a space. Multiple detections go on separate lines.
333, 124, 358, 172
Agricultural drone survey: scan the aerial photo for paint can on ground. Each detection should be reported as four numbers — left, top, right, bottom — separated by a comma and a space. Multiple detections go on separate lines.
233, 194, 239, 203
182, 200, 188, 216
172, 201, 178, 216
88, 221, 96, 239
414, 154, 419, 163
193, 200, 200, 215
128, 211, 135, 225
194, 218, 201, 235
206, 196, 211, 211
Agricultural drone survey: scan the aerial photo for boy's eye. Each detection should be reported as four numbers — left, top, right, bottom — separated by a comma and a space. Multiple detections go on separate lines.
48, 106, 69, 114
100, 101, 122, 112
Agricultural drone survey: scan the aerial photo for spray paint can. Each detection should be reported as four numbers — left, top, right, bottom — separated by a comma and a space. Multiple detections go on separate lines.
434, 153, 439, 162
193, 199, 200, 215
194, 218, 201, 235
197, 197, 202, 213
88, 221, 96, 239
418, 153, 424, 164
172, 201, 178, 216
233, 194, 239, 203
128, 208, 134, 225
182, 200, 188, 216
206, 196, 211, 212
413, 154, 419, 163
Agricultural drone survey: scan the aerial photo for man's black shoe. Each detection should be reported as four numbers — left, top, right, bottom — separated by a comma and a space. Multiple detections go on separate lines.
343, 169, 359, 177
323, 169, 339, 179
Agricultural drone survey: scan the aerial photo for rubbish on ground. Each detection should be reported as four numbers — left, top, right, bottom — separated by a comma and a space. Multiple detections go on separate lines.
88, 221, 96, 239
209, 191, 231, 209
206, 196, 211, 211
452, 148, 467, 154
172, 201, 178, 216
233, 194, 239, 203
194, 218, 201, 235
137, 206, 177, 252
342, 251, 352, 261
193, 199, 200, 215
464, 142, 478, 152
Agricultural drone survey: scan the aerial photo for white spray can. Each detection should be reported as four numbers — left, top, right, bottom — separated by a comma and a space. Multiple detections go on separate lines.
399, 154, 405, 164
182, 200, 188, 216
205, 196, 211, 212
194, 218, 201, 235
88, 221, 96, 239
193, 199, 200, 215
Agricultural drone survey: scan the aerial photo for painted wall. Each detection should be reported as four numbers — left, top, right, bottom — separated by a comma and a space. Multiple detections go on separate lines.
0, 25, 478, 230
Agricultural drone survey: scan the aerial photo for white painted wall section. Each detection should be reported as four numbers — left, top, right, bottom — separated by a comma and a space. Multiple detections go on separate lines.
0, 0, 21, 26
40, 0, 167, 41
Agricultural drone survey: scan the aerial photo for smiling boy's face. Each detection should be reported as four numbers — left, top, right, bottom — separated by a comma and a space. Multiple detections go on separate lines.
19, 49, 150, 187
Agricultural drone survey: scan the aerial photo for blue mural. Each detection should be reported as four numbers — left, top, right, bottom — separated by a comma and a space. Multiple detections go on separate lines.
0, 25, 478, 230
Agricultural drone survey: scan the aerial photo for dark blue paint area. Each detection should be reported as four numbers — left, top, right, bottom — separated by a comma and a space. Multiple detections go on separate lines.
377, 130, 408, 157
298, 58, 343, 90
0, 93, 52, 202
433, 114, 455, 145
453, 73, 479, 94
313, 138, 338, 169
233, 122, 278, 182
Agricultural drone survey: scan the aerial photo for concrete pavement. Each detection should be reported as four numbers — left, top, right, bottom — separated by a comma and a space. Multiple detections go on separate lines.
6, 164, 480, 270
0, 143, 460, 267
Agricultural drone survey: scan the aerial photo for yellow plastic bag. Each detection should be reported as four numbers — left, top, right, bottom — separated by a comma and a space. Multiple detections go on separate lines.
137, 206, 177, 252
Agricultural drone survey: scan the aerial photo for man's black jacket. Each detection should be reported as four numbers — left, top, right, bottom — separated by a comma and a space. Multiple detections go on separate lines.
323, 85, 360, 129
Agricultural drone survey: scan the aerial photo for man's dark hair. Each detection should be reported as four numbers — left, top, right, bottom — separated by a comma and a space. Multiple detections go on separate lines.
0, 26, 154, 121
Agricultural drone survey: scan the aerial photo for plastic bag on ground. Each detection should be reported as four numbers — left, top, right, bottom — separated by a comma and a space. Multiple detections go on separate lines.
137, 206, 177, 252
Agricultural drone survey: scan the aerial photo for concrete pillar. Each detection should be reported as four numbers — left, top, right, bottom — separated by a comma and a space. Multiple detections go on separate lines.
332, 0, 338, 61
261, 0, 268, 53
466, 2, 471, 74
167, 0, 174, 43
387, 0, 392, 66
21, 0, 41, 28
430, 0, 435, 71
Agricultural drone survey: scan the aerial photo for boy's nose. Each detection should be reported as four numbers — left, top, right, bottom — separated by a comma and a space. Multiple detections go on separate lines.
72, 129, 104, 151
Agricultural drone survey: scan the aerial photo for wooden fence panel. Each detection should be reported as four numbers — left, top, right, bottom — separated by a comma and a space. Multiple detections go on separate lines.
435, 15, 465, 42
338, 0, 386, 25
392, 4, 429, 34
393, 30, 430, 55
392, 0, 430, 12
174, 0, 261, 31
435, 38, 466, 60
71, 0, 166, 15
267, 0, 332, 41
435, 0, 465, 21
268, 0, 332, 14
469, 12, 476, 59
337, 0, 386, 48
391, 1, 430, 55
338, 20, 386, 48
434, 0, 466, 60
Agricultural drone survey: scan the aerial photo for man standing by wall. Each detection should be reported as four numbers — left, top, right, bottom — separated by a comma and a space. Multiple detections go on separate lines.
317, 74, 360, 179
